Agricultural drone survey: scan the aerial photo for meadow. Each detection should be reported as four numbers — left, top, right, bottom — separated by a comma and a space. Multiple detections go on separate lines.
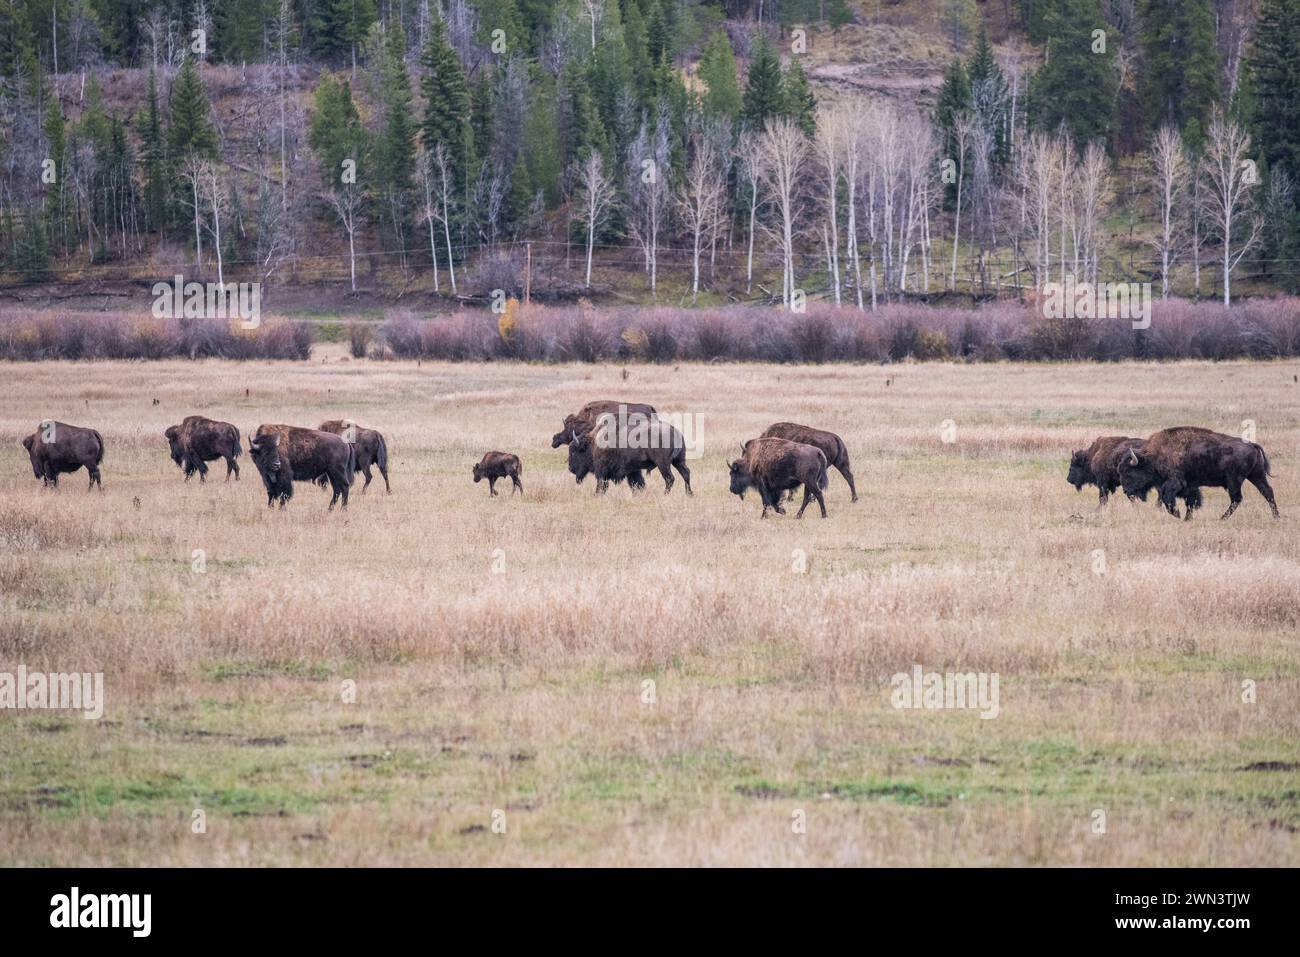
1, 350, 1297, 865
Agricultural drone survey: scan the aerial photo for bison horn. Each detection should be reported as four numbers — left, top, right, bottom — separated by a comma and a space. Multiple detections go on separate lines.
1126, 449, 1139, 466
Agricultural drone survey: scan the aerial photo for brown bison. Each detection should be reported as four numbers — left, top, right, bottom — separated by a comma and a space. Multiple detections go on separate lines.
1067, 436, 1145, 506
21, 421, 104, 490
472, 451, 523, 495
550, 400, 657, 449
250, 424, 356, 510
761, 422, 857, 502
319, 420, 390, 493
165, 415, 241, 482
1118, 426, 1278, 521
567, 415, 691, 495
729, 438, 828, 518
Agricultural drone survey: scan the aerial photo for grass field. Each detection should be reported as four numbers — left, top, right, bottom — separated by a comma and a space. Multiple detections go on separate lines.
1, 349, 1298, 866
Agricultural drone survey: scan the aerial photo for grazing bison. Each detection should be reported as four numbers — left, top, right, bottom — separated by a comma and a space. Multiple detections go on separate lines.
1067, 436, 1145, 506
251, 424, 356, 510
21, 421, 104, 490
761, 422, 857, 502
472, 451, 523, 496
729, 438, 828, 518
165, 415, 241, 482
319, 420, 390, 493
1119, 426, 1278, 521
568, 415, 691, 495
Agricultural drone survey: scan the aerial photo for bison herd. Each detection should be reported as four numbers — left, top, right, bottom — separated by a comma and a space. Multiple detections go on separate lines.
15, 407, 1282, 522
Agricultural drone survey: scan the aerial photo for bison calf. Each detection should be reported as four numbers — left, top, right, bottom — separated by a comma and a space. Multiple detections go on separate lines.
166, 415, 241, 482
729, 437, 828, 519
473, 452, 523, 496
761, 422, 857, 502
22, 422, 104, 490
1119, 426, 1278, 521
318, 420, 390, 493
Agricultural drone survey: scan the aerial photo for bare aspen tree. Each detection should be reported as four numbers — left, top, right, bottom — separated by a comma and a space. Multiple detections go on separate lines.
180, 153, 208, 269
755, 118, 810, 308
206, 163, 226, 285
582, 0, 604, 50
815, 104, 848, 305
432, 142, 458, 293
626, 117, 671, 297
1202, 110, 1262, 306
949, 112, 974, 291
1076, 141, 1109, 286
737, 133, 763, 295
676, 130, 726, 304
574, 150, 616, 288
842, 109, 866, 310
1148, 125, 1188, 299
273, 0, 293, 211
416, 144, 441, 291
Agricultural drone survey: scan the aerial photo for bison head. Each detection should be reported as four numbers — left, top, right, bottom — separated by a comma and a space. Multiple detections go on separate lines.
550, 430, 570, 449
1117, 446, 1159, 502
728, 458, 755, 498
248, 433, 284, 473
567, 433, 592, 484
472, 462, 483, 482
164, 425, 184, 467
21, 434, 40, 479
1066, 450, 1090, 490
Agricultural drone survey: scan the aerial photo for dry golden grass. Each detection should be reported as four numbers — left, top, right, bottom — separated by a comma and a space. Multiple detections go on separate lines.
1, 348, 1298, 865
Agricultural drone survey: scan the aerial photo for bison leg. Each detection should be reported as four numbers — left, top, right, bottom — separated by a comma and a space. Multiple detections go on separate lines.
511, 473, 523, 495
657, 462, 674, 494
1096, 487, 1109, 508
1220, 481, 1244, 521
836, 463, 859, 503
488, 476, 498, 496
379, 463, 391, 494
360, 464, 373, 492
226, 456, 239, 481
796, 486, 813, 518
1248, 475, 1280, 518
1158, 480, 1183, 519
626, 471, 646, 491
87, 466, 103, 492
673, 457, 692, 496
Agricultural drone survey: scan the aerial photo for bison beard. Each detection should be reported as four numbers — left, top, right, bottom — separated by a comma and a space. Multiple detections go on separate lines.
22, 422, 104, 490
729, 438, 828, 519
1119, 427, 1278, 521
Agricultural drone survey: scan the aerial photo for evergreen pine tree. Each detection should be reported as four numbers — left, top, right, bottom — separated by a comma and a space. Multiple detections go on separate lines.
782, 57, 817, 137
1029, 0, 1116, 147
741, 32, 784, 132
1139, 0, 1218, 149
698, 29, 741, 125
420, 15, 474, 193
139, 66, 168, 231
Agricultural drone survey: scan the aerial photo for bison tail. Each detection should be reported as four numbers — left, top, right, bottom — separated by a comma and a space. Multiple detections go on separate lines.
376, 433, 388, 472
817, 452, 829, 490
232, 425, 242, 458
91, 429, 105, 465
345, 441, 357, 487
1253, 443, 1271, 477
